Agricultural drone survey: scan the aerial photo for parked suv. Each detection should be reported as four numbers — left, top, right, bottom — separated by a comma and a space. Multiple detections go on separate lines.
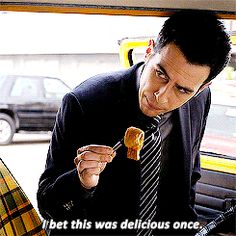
0, 75, 71, 145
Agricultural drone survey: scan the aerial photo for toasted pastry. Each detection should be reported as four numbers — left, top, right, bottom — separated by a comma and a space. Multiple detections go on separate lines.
124, 126, 144, 161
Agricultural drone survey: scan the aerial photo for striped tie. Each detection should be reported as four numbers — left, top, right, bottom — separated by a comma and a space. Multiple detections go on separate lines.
138, 116, 162, 236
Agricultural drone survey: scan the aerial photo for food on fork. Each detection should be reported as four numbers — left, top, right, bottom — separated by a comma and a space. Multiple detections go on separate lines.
124, 127, 145, 161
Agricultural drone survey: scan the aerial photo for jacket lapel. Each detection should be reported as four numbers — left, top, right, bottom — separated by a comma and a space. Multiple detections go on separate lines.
177, 103, 193, 197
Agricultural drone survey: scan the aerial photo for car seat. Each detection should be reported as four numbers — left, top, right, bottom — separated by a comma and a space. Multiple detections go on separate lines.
0, 158, 47, 236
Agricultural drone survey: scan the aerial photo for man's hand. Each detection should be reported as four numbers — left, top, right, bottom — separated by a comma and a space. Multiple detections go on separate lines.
74, 145, 116, 189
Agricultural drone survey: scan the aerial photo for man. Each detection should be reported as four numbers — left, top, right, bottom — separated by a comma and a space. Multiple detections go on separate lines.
37, 11, 231, 235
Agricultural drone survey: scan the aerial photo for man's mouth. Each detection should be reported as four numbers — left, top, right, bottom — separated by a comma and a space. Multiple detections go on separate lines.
145, 96, 160, 111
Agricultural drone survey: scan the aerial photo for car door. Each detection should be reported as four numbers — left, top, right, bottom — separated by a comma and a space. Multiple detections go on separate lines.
7, 76, 45, 130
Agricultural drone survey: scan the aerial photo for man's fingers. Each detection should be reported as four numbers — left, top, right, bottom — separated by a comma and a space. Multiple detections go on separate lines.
99, 162, 106, 171
81, 167, 103, 177
77, 145, 114, 155
79, 168, 100, 189
76, 150, 115, 163
74, 144, 115, 189
78, 160, 107, 173
74, 157, 80, 165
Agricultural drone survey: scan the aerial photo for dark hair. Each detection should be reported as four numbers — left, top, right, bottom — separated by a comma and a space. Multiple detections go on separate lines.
155, 10, 231, 83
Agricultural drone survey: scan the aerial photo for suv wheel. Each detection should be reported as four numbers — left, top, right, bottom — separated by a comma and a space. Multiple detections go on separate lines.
0, 113, 15, 145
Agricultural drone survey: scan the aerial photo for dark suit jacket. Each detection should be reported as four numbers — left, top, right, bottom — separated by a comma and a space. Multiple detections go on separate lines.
37, 63, 211, 235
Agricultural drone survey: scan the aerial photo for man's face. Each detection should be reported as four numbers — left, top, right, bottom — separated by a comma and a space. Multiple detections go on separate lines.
139, 43, 211, 117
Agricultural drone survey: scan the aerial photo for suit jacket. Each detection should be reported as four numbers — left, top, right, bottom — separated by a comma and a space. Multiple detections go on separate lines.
37, 63, 211, 235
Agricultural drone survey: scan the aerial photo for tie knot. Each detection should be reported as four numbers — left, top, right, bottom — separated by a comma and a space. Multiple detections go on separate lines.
144, 115, 161, 133
154, 115, 161, 124
151, 115, 161, 129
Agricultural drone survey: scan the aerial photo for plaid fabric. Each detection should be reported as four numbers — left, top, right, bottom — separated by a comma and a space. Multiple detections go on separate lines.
0, 158, 47, 236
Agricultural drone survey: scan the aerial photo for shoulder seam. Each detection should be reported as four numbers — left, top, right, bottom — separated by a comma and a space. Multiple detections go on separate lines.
69, 92, 85, 116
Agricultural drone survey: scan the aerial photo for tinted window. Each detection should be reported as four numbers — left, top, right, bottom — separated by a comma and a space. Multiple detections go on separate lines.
10, 77, 40, 97
43, 78, 70, 99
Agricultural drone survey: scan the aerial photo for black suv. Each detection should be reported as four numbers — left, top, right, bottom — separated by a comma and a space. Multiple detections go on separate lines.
0, 75, 71, 145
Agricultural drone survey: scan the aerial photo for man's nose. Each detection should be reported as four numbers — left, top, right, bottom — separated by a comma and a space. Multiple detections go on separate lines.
154, 86, 169, 104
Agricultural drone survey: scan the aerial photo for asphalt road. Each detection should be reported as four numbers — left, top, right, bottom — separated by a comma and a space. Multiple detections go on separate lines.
0, 132, 51, 212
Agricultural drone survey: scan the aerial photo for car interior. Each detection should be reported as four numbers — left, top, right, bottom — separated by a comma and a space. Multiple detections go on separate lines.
0, 1, 235, 235
0, 158, 46, 236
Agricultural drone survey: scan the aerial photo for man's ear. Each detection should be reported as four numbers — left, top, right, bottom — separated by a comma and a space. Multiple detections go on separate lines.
144, 39, 155, 61
194, 81, 212, 97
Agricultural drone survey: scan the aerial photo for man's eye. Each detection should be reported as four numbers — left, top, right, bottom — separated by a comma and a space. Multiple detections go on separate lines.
179, 88, 187, 93
178, 87, 190, 94
155, 69, 166, 80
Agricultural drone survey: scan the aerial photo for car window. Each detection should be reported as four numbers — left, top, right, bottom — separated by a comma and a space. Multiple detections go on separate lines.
43, 78, 70, 99
200, 65, 236, 158
10, 77, 40, 97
